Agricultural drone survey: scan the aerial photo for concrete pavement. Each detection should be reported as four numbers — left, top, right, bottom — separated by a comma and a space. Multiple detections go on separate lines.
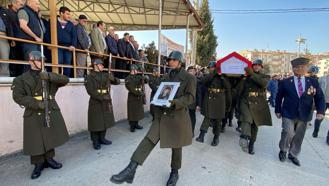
0, 108, 328, 186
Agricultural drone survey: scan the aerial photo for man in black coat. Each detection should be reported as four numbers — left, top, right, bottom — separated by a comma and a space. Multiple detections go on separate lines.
117, 32, 132, 78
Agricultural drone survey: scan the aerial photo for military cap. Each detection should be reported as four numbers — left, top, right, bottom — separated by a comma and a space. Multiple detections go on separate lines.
208, 61, 216, 68
291, 57, 310, 67
166, 51, 185, 63
92, 58, 103, 65
29, 51, 45, 61
252, 59, 263, 66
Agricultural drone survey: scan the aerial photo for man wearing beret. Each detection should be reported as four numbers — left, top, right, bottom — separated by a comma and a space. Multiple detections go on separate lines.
276, 57, 326, 166
12, 51, 69, 179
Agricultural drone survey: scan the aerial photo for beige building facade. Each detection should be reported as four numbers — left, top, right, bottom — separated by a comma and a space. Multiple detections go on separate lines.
239, 50, 329, 76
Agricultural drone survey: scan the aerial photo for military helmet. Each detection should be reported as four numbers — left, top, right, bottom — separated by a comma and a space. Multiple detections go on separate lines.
137, 64, 144, 72
166, 50, 185, 63
208, 61, 216, 68
29, 51, 45, 61
130, 64, 138, 71
252, 59, 263, 66
308, 65, 319, 74
92, 58, 103, 65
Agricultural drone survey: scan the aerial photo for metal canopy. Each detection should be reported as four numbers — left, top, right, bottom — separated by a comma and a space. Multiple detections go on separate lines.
39, 0, 204, 30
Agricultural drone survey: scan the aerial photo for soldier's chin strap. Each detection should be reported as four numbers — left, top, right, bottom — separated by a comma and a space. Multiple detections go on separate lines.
95, 64, 102, 72
31, 60, 42, 71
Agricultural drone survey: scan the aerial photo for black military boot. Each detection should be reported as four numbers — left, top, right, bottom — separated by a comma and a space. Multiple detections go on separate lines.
248, 141, 255, 155
93, 140, 101, 150
46, 158, 62, 169
228, 120, 233, 127
195, 131, 206, 143
166, 169, 179, 186
110, 161, 138, 184
31, 163, 44, 179
99, 138, 112, 145
236, 121, 242, 133
130, 124, 136, 132
135, 122, 143, 130
312, 119, 322, 138
211, 135, 219, 146
221, 119, 226, 133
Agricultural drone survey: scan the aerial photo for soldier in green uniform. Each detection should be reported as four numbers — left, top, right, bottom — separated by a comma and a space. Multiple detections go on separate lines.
195, 62, 231, 146
125, 64, 148, 132
195, 61, 216, 143
12, 51, 69, 179
148, 67, 162, 120
110, 51, 196, 186
196, 61, 231, 145
237, 59, 272, 155
84, 59, 121, 150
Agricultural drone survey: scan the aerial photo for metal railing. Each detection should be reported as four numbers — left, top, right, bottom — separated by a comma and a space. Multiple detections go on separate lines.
0, 35, 166, 78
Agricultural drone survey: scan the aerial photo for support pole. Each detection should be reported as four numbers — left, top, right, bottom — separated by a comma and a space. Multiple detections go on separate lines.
185, 14, 190, 67
157, 0, 162, 72
49, 0, 58, 73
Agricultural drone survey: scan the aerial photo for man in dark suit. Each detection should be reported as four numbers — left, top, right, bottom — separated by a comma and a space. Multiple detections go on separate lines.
117, 33, 132, 78
275, 57, 326, 166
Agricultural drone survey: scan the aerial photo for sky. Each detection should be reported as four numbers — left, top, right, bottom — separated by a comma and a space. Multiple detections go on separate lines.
117, 0, 329, 58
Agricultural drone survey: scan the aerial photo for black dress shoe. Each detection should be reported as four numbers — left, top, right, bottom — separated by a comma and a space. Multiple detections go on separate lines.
110, 161, 138, 184
288, 154, 300, 166
279, 151, 287, 162
135, 124, 143, 130
46, 158, 62, 169
93, 141, 101, 150
99, 138, 112, 145
31, 163, 44, 179
211, 135, 219, 146
236, 127, 242, 133
312, 132, 318, 138
166, 170, 179, 186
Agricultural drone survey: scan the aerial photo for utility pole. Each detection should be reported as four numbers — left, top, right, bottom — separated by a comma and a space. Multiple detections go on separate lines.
296, 34, 306, 57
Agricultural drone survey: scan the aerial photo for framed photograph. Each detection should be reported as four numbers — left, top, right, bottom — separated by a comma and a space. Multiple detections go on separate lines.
151, 82, 180, 107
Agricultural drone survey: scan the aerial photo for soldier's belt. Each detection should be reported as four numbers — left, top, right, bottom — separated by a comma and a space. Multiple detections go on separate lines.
248, 92, 265, 97
34, 95, 53, 101
208, 88, 225, 93
97, 89, 108, 94
135, 87, 142, 91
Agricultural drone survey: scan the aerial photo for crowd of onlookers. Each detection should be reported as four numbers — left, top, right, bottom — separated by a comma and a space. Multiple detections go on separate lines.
0, 0, 150, 78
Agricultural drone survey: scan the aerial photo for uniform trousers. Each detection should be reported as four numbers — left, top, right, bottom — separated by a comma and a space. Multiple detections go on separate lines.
131, 137, 182, 170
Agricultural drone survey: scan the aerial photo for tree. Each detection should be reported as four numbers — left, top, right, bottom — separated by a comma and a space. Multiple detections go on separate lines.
144, 41, 159, 72
263, 64, 271, 75
196, 0, 218, 67
144, 41, 158, 64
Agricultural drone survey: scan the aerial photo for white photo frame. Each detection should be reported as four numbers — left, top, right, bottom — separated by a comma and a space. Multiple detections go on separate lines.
151, 82, 180, 107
